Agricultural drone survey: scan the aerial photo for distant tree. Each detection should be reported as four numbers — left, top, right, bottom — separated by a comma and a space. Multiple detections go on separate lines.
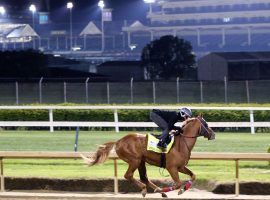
141, 35, 196, 79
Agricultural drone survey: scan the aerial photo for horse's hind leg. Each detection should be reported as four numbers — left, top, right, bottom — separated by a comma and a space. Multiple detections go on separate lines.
124, 162, 147, 197
178, 166, 196, 194
138, 161, 167, 198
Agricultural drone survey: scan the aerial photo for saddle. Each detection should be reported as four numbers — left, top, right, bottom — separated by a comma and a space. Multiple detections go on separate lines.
147, 133, 175, 168
147, 133, 174, 154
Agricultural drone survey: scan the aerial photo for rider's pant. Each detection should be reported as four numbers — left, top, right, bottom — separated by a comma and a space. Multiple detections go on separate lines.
150, 111, 170, 141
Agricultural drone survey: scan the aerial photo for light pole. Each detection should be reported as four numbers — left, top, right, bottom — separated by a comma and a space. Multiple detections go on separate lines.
0, 6, 6, 50
67, 2, 74, 51
98, 0, 105, 52
29, 4, 36, 29
29, 4, 37, 49
0, 6, 6, 16
143, 0, 155, 14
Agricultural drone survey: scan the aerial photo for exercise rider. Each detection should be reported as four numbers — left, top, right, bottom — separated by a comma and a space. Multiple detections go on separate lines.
150, 107, 192, 149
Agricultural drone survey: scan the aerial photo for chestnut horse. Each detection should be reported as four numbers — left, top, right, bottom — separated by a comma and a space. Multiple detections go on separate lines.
81, 116, 215, 197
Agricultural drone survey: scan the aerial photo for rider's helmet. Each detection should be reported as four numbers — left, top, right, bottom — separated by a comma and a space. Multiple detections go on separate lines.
179, 107, 192, 118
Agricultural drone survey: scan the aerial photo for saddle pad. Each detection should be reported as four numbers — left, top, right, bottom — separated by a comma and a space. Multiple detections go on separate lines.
147, 133, 174, 153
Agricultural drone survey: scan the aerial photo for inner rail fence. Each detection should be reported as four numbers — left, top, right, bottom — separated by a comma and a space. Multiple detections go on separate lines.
0, 151, 269, 196
0, 79, 270, 104
0, 105, 270, 134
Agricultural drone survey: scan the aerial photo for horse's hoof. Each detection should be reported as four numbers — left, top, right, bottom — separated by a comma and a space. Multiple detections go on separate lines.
141, 189, 147, 197
161, 192, 168, 198
154, 187, 162, 193
178, 189, 184, 195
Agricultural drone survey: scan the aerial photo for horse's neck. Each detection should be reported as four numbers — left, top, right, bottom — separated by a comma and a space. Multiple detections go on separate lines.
173, 119, 200, 154
175, 135, 197, 153
185, 137, 197, 152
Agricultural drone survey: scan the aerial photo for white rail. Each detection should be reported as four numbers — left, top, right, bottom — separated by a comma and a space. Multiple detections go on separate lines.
0, 151, 269, 196
0, 106, 270, 134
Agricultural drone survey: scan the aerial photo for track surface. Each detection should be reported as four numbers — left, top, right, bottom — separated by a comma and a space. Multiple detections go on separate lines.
0, 189, 269, 200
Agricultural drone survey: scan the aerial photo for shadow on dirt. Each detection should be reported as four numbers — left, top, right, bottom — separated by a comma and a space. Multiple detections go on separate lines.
5, 178, 270, 195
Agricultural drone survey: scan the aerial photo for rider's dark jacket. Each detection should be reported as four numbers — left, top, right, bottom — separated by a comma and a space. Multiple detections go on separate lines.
152, 109, 185, 134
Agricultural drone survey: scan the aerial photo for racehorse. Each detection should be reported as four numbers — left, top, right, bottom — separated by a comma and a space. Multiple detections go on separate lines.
81, 116, 215, 198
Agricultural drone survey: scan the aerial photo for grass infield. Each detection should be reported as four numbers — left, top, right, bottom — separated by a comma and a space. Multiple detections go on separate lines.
0, 131, 269, 182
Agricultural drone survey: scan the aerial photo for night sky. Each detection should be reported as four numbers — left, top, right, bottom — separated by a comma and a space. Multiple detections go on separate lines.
51, 0, 147, 22
1, 0, 148, 22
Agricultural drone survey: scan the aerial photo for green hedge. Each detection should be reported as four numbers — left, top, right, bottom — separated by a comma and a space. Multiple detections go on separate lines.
0, 103, 269, 132
0, 108, 269, 122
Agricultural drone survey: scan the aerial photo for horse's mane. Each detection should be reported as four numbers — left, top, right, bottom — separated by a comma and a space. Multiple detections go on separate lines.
185, 117, 197, 125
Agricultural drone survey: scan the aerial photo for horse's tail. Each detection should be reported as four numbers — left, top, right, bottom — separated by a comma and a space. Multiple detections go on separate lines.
80, 142, 116, 166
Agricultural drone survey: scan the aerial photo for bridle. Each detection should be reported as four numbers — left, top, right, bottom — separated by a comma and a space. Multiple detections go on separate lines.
179, 117, 210, 138
179, 117, 211, 153
197, 117, 212, 138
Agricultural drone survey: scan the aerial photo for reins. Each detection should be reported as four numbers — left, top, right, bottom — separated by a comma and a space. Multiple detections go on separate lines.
178, 117, 209, 154
179, 132, 199, 138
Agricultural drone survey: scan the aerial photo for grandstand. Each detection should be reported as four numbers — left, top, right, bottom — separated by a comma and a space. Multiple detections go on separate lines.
123, 0, 270, 58
1, 0, 270, 61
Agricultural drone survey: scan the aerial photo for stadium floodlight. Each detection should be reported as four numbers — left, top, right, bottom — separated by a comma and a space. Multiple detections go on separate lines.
67, 2, 74, 9
29, 4, 37, 48
98, 0, 105, 51
144, 0, 156, 3
29, 4, 36, 13
143, 0, 155, 14
29, 4, 37, 31
98, 0, 105, 9
67, 2, 74, 50
0, 6, 6, 15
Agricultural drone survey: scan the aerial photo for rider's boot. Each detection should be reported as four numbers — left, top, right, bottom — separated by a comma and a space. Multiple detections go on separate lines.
157, 139, 167, 149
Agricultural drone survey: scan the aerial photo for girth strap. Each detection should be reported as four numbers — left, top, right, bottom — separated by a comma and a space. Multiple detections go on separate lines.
160, 152, 166, 168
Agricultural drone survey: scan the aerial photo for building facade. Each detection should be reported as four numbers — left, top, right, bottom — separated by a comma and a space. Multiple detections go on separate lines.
198, 52, 270, 81
123, 0, 270, 58
1, 0, 270, 62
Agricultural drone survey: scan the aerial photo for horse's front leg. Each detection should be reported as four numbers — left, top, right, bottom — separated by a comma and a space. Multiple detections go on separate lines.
155, 167, 182, 195
178, 166, 196, 194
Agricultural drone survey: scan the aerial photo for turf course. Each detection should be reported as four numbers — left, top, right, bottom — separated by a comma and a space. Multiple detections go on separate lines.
0, 131, 269, 182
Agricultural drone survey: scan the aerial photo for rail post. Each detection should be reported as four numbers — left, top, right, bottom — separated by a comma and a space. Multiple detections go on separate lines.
114, 109, 119, 133
49, 109, 54, 133
74, 127, 79, 152
113, 159, 118, 194
235, 159, 239, 196
0, 158, 4, 192
249, 110, 255, 134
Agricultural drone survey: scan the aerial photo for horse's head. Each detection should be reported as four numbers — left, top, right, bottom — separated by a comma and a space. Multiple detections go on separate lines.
183, 116, 215, 140
197, 116, 215, 140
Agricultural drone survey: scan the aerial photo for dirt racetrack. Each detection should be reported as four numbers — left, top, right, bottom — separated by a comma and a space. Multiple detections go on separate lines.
0, 189, 270, 200
4, 178, 270, 195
